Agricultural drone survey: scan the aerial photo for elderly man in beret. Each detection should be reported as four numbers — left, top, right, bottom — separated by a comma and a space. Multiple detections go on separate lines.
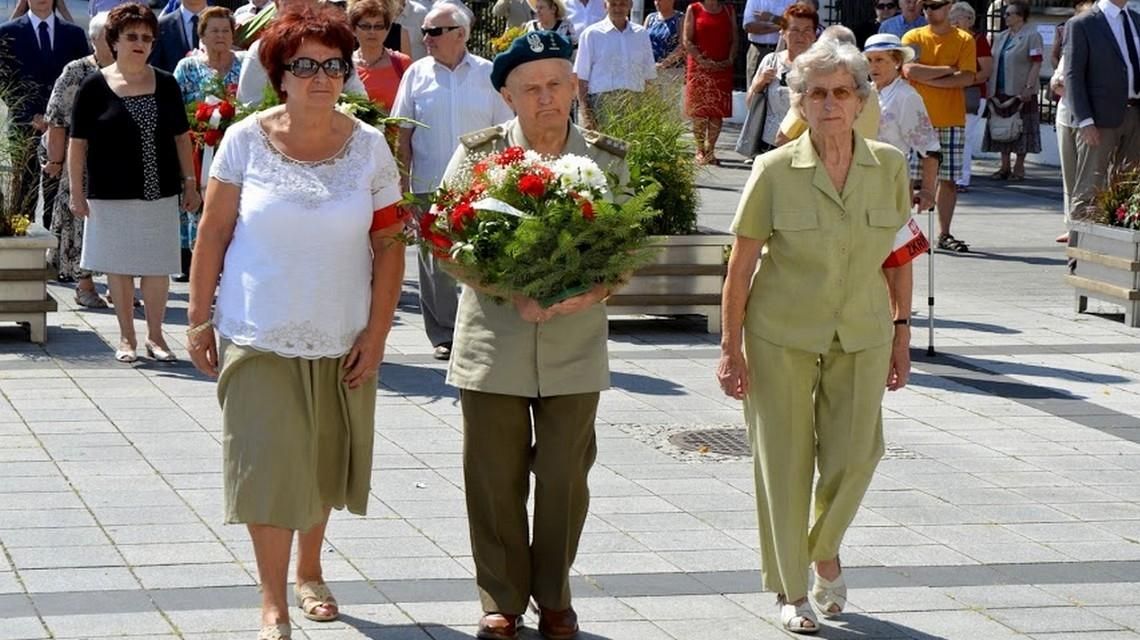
441, 31, 630, 640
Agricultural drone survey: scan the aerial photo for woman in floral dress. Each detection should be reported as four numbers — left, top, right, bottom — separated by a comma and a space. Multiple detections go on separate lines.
43, 11, 113, 308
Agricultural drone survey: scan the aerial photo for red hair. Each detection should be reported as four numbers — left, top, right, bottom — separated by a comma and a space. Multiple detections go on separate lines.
783, 2, 820, 31
259, 5, 356, 101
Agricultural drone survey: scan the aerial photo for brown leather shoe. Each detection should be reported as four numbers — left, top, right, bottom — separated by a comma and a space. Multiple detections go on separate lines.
537, 606, 579, 639
477, 613, 522, 640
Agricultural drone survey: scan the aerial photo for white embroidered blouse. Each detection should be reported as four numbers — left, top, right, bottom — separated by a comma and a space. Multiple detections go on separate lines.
876, 76, 941, 161
209, 113, 402, 358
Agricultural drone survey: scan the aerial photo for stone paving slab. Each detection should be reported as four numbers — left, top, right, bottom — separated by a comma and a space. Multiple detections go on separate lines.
3, 136, 1140, 638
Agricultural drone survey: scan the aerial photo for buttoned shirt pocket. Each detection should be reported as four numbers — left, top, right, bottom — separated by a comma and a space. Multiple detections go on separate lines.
867, 207, 901, 229
772, 209, 820, 231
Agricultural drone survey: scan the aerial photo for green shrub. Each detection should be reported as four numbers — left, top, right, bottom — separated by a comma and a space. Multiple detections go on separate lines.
595, 86, 700, 236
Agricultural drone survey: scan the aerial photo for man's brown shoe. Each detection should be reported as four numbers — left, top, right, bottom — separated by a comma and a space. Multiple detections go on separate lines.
537, 606, 579, 639
477, 613, 521, 640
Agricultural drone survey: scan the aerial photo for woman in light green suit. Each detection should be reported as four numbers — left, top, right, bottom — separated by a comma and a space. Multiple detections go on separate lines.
718, 39, 914, 635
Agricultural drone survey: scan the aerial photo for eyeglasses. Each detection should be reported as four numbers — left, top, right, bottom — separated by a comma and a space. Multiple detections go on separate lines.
922, 3, 949, 10
285, 57, 351, 79
805, 85, 858, 102
357, 21, 391, 31
876, 2, 897, 8
121, 32, 155, 43
422, 25, 461, 37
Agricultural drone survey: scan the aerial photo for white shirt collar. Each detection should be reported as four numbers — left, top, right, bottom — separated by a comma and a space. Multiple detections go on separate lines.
1100, 0, 1125, 20
432, 50, 473, 72
599, 17, 630, 32
28, 13, 55, 32
180, 5, 200, 23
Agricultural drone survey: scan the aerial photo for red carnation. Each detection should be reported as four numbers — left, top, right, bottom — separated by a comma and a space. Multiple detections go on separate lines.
217, 101, 236, 120
195, 102, 212, 122
450, 202, 476, 231
496, 146, 526, 166
203, 129, 223, 147
420, 211, 439, 237
473, 159, 489, 176
580, 199, 595, 221
1118, 206, 1128, 223
518, 174, 547, 198
429, 233, 453, 257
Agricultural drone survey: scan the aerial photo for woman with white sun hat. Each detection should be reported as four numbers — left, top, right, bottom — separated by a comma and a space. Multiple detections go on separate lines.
863, 32, 941, 212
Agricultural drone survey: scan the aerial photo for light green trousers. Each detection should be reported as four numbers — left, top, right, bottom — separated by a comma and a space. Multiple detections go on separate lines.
743, 334, 890, 601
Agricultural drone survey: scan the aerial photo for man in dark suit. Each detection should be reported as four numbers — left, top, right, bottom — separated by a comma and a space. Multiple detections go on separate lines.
1065, 0, 1140, 218
150, 0, 207, 73
0, 0, 88, 228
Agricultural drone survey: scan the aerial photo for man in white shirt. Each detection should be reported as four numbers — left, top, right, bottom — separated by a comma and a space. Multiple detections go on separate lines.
564, 0, 606, 36
236, 0, 366, 104
392, 3, 513, 360
742, 0, 792, 84
233, 0, 273, 27
395, 0, 429, 59
573, 0, 656, 129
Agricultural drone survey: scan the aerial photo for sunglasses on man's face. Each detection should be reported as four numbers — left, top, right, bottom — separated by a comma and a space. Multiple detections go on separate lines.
876, 3, 897, 9
121, 32, 155, 43
422, 25, 461, 37
285, 57, 351, 79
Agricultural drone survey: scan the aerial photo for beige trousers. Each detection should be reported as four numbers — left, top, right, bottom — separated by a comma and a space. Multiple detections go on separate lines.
1071, 106, 1140, 219
743, 334, 891, 601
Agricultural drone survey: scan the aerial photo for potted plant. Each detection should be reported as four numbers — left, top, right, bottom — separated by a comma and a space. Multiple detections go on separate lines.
0, 120, 58, 344
596, 87, 729, 333
1067, 164, 1140, 326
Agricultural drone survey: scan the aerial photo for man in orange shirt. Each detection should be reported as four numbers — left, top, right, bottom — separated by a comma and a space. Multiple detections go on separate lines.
902, 0, 976, 252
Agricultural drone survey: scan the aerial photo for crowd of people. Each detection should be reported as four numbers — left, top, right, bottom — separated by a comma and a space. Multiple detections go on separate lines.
1, 0, 1139, 637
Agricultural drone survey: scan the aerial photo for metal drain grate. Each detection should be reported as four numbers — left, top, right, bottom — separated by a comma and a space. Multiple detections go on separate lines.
668, 428, 751, 457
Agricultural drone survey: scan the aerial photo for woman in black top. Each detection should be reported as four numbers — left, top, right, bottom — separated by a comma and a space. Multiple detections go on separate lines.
69, 2, 200, 364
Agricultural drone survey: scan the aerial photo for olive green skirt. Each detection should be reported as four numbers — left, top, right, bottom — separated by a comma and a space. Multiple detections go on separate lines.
217, 340, 376, 531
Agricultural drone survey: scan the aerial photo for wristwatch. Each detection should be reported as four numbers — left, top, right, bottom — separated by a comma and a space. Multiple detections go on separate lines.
893, 318, 910, 326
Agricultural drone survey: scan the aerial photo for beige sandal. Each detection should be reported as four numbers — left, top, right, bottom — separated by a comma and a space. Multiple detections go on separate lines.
295, 581, 338, 622
257, 623, 291, 639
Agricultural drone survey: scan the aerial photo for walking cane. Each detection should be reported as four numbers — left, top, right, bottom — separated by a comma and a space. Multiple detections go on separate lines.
926, 204, 935, 357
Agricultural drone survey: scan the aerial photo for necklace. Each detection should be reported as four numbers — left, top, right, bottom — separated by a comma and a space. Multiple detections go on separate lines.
354, 49, 387, 68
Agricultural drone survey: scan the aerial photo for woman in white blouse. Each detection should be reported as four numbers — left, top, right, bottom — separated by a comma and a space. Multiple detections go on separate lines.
863, 33, 940, 212
185, 7, 404, 640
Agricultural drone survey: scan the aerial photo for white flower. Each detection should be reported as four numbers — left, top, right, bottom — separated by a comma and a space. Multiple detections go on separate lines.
550, 154, 608, 193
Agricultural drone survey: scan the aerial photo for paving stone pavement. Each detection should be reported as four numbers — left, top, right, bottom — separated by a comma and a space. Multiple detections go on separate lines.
3, 133, 1140, 639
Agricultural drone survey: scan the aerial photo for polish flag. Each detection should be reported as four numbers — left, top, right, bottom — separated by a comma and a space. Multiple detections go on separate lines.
882, 215, 929, 268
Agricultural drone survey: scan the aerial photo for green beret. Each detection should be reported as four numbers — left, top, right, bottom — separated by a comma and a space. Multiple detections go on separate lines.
490, 31, 573, 91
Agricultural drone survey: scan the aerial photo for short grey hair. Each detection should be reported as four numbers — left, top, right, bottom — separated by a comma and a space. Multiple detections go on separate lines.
818, 25, 856, 46
428, 1, 473, 40
788, 40, 873, 117
949, 1, 975, 23
89, 11, 109, 41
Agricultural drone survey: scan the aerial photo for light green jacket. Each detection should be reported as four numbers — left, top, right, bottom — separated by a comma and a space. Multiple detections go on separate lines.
445, 118, 630, 397
731, 133, 911, 355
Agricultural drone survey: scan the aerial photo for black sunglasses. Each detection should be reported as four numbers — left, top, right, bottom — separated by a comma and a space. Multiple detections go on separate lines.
923, 2, 950, 9
285, 57, 351, 79
422, 25, 462, 37
876, 2, 897, 8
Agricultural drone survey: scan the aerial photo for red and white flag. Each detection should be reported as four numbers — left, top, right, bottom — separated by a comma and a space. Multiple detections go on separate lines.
882, 215, 929, 268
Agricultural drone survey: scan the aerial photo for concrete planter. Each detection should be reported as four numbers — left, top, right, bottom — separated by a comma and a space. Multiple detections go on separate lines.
1066, 222, 1140, 327
0, 223, 58, 343
606, 232, 732, 333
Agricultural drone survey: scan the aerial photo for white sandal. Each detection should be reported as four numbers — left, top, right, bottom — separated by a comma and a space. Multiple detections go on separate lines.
295, 581, 338, 622
777, 596, 819, 634
257, 623, 291, 639
810, 563, 847, 618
